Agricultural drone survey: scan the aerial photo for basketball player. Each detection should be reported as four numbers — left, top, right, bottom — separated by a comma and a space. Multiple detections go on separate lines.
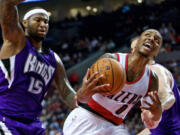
0, 0, 109, 134
131, 38, 180, 135
63, 29, 163, 135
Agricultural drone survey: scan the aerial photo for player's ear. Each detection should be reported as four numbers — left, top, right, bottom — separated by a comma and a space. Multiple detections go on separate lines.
22, 20, 28, 28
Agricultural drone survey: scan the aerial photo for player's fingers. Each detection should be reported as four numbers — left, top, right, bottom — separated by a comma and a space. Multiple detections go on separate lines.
88, 84, 110, 95
148, 92, 156, 103
91, 84, 110, 93
142, 100, 152, 107
140, 105, 151, 110
83, 68, 90, 81
88, 74, 103, 87
154, 91, 161, 103
87, 72, 99, 84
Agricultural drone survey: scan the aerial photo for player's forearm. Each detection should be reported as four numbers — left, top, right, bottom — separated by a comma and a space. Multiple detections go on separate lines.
64, 90, 76, 109
57, 81, 76, 109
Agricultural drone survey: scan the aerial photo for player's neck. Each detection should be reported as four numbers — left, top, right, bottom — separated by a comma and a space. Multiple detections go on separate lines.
126, 54, 149, 82
128, 53, 149, 70
28, 37, 43, 51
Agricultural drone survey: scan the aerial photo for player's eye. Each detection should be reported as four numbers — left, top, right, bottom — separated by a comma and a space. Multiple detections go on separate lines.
154, 37, 160, 44
145, 33, 150, 37
36, 19, 41, 22
44, 20, 48, 24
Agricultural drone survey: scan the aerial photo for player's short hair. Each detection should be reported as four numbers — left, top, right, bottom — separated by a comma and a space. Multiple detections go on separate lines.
130, 36, 139, 43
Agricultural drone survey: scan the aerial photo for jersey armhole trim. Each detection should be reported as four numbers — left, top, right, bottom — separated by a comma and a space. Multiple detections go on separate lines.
115, 53, 120, 62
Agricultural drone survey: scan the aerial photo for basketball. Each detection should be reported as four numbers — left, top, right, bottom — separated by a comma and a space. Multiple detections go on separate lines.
89, 58, 126, 95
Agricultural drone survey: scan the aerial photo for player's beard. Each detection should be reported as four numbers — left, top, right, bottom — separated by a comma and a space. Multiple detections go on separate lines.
28, 30, 46, 42
31, 34, 45, 42
27, 26, 47, 42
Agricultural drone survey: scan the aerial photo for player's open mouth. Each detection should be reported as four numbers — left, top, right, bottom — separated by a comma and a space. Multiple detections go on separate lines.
143, 42, 153, 51
38, 30, 46, 35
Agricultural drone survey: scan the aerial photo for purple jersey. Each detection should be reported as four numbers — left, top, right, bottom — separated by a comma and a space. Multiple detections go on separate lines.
0, 40, 56, 121
150, 65, 180, 135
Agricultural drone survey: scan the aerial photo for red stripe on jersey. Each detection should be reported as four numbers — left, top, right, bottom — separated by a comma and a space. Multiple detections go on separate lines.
88, 98, 123, 125
125, 53, 128, 73
115, 53, 120, 62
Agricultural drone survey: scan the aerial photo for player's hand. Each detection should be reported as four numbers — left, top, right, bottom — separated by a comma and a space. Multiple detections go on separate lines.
76, 69, 110, 103
141, 109, 155, 128
140, 91, 162, 121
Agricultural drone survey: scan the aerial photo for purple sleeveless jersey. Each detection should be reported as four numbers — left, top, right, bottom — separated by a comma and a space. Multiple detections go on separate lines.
0, 40, 56, 121
150, 65, 180, 135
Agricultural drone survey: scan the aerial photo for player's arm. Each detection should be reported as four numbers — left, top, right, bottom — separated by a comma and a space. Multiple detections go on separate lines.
150, 65, 175, 110
140, 72, 162, 129
136, 128, 151, 135
53, 53, 109, 108
53, 53, 76, 108
0, 0, 26, 59
100, 53, 118, 60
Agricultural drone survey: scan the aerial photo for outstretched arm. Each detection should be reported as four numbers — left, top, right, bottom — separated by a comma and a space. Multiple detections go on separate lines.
0, 0, 26, 59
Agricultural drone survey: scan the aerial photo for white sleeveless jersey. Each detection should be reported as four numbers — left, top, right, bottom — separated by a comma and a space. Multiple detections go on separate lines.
87, 53, 152, 125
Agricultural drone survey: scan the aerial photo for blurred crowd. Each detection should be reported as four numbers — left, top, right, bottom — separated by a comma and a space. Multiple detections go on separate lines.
39, 0, 180, 134
44, 0, 180, 68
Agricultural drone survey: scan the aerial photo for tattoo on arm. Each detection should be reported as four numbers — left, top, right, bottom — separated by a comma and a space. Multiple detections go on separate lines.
61, 78, 76, 108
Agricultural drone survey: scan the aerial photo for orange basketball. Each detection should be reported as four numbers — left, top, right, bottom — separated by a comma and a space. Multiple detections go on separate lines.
89, 58, 126, 95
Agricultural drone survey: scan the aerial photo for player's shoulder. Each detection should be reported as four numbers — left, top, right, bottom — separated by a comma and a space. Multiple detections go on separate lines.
151, 63, 172, 77
150, 63, 174, 89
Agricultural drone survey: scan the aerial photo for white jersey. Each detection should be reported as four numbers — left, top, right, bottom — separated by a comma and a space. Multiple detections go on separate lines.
81, 53, 152, 125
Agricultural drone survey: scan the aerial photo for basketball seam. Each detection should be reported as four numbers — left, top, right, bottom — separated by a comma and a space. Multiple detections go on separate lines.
97, 60, 104, 86
109, 59, 114, 91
